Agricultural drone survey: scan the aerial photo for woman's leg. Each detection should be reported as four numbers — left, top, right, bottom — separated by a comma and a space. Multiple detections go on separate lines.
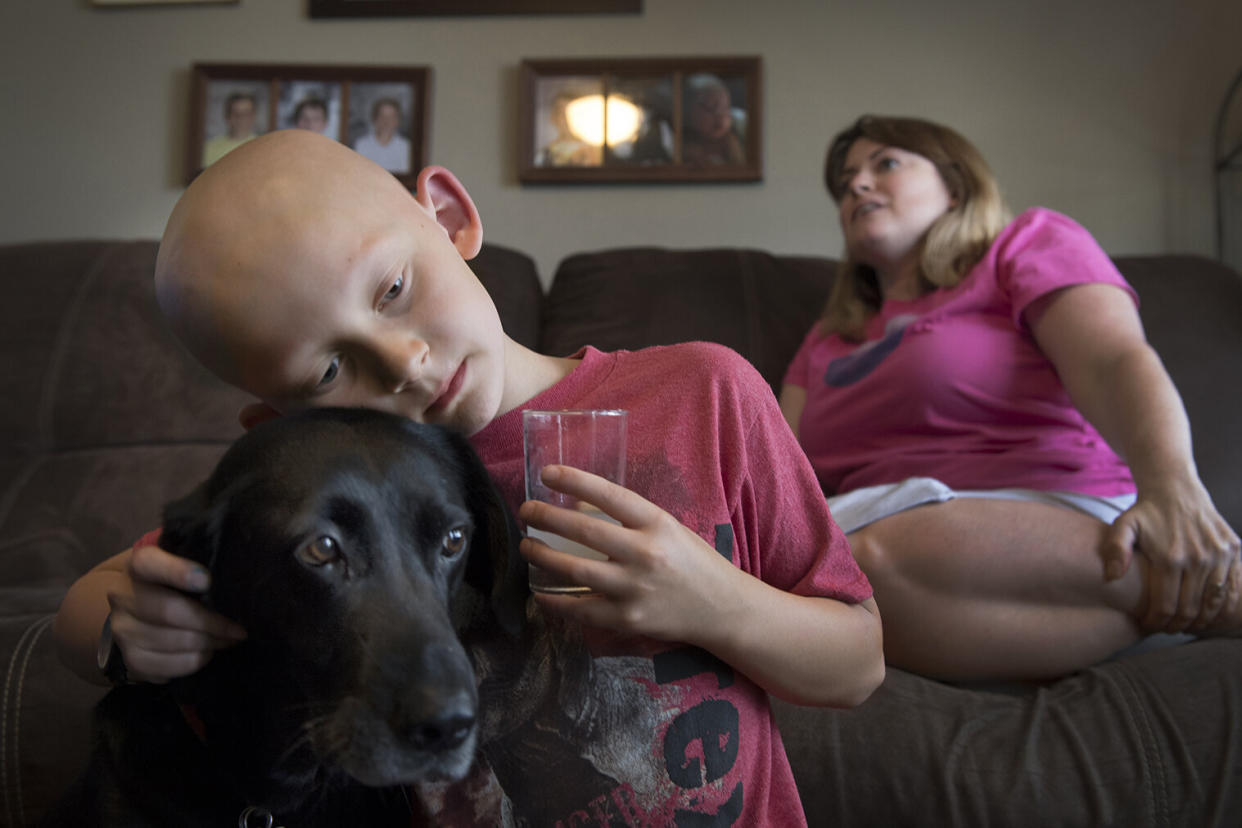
848, 497, 1149, 681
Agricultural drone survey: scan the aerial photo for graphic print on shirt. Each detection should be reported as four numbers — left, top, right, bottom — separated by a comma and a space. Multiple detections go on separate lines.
823, 313, 918, 387
449, 523, 747, 827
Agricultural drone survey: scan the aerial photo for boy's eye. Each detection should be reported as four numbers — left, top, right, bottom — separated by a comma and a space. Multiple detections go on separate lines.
318, 356, 340, 388
381, 275, 404, 307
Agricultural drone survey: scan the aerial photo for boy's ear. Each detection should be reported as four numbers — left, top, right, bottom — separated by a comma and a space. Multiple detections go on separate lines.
238, 401, 282, 432
414, 165, 483, 260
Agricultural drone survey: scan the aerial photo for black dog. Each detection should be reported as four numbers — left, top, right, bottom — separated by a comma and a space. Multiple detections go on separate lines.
46, 407, 527, 828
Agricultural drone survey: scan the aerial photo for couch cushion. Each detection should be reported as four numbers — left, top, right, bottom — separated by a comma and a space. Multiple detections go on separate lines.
0, 241, 252, 593
775, 638, 1242, 827
1116, 255, 1242, 531
540, 247, 837, 394
469, 242, 543, 351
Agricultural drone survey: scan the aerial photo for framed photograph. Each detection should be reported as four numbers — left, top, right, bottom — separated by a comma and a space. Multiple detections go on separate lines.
309, 0, 640, 17
518, 57, 762, 184
188, 63, 431, 188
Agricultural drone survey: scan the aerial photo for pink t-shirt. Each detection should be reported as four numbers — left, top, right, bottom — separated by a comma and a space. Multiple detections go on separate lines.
784, 207, 1138, 497
454, 342, 870, 827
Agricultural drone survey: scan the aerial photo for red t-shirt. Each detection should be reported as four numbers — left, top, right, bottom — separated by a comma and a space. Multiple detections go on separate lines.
443, 342, 870, 827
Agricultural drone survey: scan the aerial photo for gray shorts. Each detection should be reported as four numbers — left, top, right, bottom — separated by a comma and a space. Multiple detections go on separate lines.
827, 476, 1138, 534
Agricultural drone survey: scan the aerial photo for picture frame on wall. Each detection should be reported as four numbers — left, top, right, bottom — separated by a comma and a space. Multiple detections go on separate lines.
518, 56, 762, 184
309, 0, 639, 18
187, 63, 431, 188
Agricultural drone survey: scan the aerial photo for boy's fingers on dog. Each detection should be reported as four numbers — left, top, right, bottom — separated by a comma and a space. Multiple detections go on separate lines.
109, 587, 247, 641
128, 544, 211, 593
123, 645, 215, 684
116, 623, 222, 657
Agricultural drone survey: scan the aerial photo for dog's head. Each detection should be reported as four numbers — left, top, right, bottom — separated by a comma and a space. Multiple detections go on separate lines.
159, 407, 527, 787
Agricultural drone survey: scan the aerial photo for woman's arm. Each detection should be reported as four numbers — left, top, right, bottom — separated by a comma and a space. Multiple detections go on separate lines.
778, 383, 807, 441
1027, 282, 1241, 632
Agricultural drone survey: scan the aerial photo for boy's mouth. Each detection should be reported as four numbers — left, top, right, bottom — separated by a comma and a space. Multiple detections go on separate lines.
425, 362, 466, 419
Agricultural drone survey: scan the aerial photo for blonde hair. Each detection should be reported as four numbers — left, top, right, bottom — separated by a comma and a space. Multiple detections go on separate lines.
820, 115, 1011, 341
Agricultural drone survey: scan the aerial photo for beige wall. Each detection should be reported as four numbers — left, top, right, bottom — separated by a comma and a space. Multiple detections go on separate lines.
2, 0, 1238, 283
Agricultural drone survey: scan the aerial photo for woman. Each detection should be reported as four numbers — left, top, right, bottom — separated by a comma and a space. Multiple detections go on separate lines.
780, 114, 1241, 680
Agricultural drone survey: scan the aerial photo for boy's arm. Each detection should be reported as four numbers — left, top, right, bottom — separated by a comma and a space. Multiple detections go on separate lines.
520, 466, 885, 708
53, 545, 246, 685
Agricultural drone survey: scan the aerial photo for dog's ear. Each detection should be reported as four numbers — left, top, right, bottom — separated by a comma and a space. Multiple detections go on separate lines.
441, 436, 529, 638
472, 480, 528, 638
159, 483, 228, 607
160, 484, 214, 564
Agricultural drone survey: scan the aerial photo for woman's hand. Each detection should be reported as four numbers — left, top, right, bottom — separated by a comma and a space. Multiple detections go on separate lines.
1103, 480, 1242, 633
105, 544, 247, 683
1030, 281, 1241, 636
518, 465, 738, 644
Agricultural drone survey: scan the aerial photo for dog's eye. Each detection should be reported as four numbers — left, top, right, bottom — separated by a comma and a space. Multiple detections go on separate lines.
298, 535, 341, 567
442, 526, 467, 557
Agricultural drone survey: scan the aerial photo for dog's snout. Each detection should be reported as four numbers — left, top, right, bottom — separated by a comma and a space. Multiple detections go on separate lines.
407, 710, 476, 752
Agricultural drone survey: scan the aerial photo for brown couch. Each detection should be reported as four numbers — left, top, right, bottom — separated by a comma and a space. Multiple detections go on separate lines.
2, 239, 1240, 827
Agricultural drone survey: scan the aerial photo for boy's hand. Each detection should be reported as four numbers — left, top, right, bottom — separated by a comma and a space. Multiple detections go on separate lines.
518, 465, 738, 644
106, 544, 247, 683
519, 466, 885, 707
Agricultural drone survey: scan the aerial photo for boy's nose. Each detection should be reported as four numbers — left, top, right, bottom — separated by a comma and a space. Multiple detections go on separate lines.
374, 336, 429, 393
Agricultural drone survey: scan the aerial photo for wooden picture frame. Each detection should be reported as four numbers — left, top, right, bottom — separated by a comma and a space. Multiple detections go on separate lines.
518, 56, 762, 184
187, 63, 431, 189
309, 0, 639, 17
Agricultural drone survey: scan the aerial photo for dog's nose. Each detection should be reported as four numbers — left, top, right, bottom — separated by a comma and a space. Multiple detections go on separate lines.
407, 711, 475, 752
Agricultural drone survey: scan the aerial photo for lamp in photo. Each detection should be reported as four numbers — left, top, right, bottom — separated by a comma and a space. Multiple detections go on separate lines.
563, 93, 642, 151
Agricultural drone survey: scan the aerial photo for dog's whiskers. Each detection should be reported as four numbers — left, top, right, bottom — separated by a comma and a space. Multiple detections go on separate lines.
268, 707, 336, 772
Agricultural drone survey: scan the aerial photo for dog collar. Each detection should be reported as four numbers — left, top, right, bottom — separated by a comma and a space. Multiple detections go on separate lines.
175, 704, 287, 828
238, 805, 285, 828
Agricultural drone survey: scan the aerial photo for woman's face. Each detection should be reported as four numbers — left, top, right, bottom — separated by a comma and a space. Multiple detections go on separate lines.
835, 138, 955, 268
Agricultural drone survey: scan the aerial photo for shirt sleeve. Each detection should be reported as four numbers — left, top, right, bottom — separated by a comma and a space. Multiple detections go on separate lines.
994, 208, 1138, 328
732, 357, 873, 604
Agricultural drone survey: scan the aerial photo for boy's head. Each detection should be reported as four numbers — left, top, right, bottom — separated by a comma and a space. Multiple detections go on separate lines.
155, 129, 511, 436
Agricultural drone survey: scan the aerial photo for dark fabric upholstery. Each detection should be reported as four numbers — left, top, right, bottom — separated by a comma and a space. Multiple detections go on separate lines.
775, 638, 1242, 827
540, 247, 835, 395
1, 238, 1239, 827
1116, 255, 1242, 529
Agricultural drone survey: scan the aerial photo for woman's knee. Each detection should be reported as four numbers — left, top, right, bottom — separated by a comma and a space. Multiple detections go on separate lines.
846, 527, 889, 577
